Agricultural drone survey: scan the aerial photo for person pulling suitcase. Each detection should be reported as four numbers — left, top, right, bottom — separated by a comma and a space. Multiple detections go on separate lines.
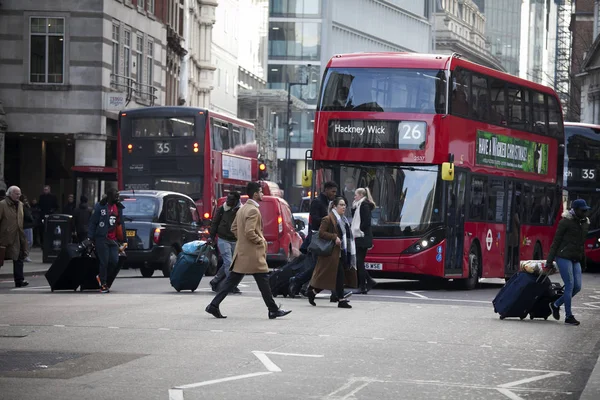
208, 191, 242, 294
88, 188, 125, 293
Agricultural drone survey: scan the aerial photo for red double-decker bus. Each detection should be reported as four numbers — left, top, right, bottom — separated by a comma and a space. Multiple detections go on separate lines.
564, 122, 600, 265
309, 53, 564, 289
118, 106, 258, 220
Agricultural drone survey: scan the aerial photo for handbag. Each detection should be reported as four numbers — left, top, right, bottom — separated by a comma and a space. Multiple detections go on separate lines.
307, 234, 334, 256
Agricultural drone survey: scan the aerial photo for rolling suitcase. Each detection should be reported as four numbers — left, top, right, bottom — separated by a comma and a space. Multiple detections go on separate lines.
493, 272, 551, 320
170, 241, 212, 292
45, 243, 93, 292
269, 254, 309, 297
79, 253, 126, 291
528, 282, 564, 320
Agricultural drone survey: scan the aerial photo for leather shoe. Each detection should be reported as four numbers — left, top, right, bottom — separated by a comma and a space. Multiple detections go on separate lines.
307, 289, 317, 306
338, 300, 352, 309
205, 304, 227, 319
231, 287, 242, 294
15, 280, 29, 288
269, 307, 292, 319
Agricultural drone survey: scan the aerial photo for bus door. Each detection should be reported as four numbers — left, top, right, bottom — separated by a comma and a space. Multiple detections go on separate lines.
505, 181, 520, 277
445, 170, 466, 275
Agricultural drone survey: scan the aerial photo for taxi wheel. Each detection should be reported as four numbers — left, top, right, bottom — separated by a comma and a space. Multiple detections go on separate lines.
161, 248, 177, 278
141, 267, 154, 278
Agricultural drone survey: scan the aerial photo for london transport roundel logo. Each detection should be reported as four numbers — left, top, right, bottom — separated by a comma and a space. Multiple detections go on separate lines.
486, 229, 493, 251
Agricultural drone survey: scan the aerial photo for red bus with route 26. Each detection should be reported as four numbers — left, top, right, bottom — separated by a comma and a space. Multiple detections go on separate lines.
118, 106, 259, 221
309, 53, 564, 289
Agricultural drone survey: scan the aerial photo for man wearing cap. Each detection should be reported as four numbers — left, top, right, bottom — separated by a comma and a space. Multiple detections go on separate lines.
547, 199, 591, 326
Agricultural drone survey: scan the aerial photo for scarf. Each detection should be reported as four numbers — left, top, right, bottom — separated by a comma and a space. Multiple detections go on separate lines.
351, 197, 366, 238
332, 209, 357, 269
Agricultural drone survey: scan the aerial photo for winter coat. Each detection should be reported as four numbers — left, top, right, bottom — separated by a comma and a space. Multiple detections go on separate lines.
63, 202, 76, 216
23, 204, 35, 230
547, 211, 589, 269
209, 203, 240, 242
73, 202, 92, 235
38, 193, 58, 216
230, 201, 269, 274
309, 193, 330, 231
0, 197, 28, 260
351, 200, 374, 249
310, 213, 357, 290
88, 198, 125, 241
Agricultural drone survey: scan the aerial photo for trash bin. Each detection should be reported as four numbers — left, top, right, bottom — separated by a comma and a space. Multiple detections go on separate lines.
43, 214, 73, 263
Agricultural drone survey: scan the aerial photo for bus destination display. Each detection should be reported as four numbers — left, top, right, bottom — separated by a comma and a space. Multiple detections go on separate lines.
327, 120, 426, 150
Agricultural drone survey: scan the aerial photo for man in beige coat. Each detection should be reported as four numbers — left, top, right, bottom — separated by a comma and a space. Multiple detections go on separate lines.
206, 182, 291, 319
0, 186, 29, 287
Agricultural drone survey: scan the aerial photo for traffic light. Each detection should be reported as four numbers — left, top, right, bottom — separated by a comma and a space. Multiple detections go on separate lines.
259, 162, 268, 180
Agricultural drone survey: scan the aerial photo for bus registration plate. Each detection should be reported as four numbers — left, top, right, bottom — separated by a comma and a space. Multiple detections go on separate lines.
365, 263, 382, 270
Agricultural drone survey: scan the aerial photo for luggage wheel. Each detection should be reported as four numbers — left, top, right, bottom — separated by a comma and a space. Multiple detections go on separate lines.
499, 315, 505, 320
520, 316, 526, 320
176, 289, 181, 292
544, 317, 548, 320
273, 294, 278, 298
530, 315, 534, 320
191, 289, 195, 293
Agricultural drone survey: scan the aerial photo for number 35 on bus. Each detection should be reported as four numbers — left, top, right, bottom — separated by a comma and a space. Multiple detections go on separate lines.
308, 53, 564, 289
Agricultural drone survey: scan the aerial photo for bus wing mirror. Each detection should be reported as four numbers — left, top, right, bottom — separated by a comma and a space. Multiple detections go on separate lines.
301, 170, 313, 188
441, 162, 454, 181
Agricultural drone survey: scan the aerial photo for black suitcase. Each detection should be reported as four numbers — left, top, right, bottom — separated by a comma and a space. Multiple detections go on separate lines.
79, 254, 126, 291
269, 254, 309, 297
45, 243, 94, 292
528, 282, 564, 320
493, 272, 551, 320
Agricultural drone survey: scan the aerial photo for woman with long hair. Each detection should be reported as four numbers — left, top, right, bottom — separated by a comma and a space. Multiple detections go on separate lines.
307, 197, 357, 308
351, 187, 377, 293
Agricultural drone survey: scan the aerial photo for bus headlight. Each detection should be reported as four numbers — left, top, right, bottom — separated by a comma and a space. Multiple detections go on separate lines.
402, 227, 446, 255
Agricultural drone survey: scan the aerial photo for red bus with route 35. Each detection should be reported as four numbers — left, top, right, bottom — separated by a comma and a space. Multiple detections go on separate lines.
308, 52, 564, 289
118, 106, 259, 222
564, 122, 600, 265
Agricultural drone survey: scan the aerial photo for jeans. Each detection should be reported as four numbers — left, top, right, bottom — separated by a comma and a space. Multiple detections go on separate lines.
217, 239, 236, 278
24, 229, 33, 250
96, 238, 119, 286
210, 271, 279, 313
554, 257, 583, 318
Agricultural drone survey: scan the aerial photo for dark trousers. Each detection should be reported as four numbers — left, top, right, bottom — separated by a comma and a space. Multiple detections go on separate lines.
96, 238, 118, 285
13, 259, 25, 283
310, 259, 345, 299
294, 253, 317, 285
210, 271, 279, 312
356, 247, 373, 289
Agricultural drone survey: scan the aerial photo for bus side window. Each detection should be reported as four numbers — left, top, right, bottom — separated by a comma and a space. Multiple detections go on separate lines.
487, 180, 505, 223
532, 92, 547, 135
469, 175, 487, 221
489, 78, 506, 126
548, 95, 563, 139
211, 119, 223, 151
451, 68, 470, 117
471, 74, 489, 121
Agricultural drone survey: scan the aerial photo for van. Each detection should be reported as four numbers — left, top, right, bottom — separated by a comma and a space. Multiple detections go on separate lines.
216, 195, 304, 266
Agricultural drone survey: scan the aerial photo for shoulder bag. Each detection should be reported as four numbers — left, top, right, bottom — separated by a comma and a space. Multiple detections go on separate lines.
307, 232, 334, 256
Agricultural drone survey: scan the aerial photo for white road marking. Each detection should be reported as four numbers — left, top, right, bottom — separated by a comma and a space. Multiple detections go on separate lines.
372, 337, 384, 340
406, 291, 429, 299
480, 345, 492, 348
168, 389, 184, 400
496, 388, 524, 400
173, 371, 272, 390
107, 326, 119, 329
498, 368, 570, 388
252, 351, 282, 372
319, 334, 330, 337
11, 286, 50, 291
427, 341, 437, 344
210, 330, 223, 333
325, 377, 381, 399
265, 332, 277, 335
158, 328, 170, 331
53, 325, 65, 328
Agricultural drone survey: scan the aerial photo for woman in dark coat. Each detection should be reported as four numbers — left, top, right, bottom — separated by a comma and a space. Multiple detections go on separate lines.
351, 187, 377, 294
547, 199, 590, 326
307, 197, 357, 308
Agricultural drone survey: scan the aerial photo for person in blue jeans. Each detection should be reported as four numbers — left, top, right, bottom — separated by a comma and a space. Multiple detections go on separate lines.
208, 191, 242, 294
547, 199, 590, 326
88, 188, 125, 293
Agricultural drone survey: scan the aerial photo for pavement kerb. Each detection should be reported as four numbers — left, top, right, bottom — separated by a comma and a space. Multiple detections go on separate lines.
0, 268, 48, 279
581, 349, 600, 399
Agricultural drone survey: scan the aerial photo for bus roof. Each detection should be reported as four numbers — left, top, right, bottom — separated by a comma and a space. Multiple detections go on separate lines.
326, 52, 558, 96
564, 122, 600, 129
119, 106, 255, 129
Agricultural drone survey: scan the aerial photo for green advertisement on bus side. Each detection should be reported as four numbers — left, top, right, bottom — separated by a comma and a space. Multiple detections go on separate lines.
476, 130, 548, 174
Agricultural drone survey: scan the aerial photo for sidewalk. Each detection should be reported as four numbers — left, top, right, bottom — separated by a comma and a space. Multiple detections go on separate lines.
581, 349, 600, 400
0, 248, 50, 279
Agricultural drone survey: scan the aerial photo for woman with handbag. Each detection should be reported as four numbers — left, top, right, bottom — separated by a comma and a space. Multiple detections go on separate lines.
351, 188, 377, 294
307, 197, 358, 308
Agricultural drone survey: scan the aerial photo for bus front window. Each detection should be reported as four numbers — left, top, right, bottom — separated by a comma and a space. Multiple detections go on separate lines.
321, 163, 443, 237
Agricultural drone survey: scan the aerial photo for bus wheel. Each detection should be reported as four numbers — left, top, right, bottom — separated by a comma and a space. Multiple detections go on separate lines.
458, 244, 480, 290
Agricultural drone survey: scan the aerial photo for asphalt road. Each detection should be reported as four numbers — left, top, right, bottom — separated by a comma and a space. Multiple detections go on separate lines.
1, 270, 600, 400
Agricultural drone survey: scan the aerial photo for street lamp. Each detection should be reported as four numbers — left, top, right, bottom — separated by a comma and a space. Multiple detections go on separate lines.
285, 64, 311, 203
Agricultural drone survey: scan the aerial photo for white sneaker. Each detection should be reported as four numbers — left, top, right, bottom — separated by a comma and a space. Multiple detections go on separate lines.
24, 257, 32, 262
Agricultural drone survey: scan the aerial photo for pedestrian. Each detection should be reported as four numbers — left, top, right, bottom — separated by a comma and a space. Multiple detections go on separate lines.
73, 195, 92, 243
29, 198, 42, 247
288, 181, 352, 302
88, 188, 125, 293
306, 196, 358, 309
548, 199, 590, 326
205, 182, 291, 319
351, 187, 377, 294
208, 191, 242, 294
63, 194, 76, 215
38, 185, 58, 246
0, 186, 29, 287
21, 195, 34, 262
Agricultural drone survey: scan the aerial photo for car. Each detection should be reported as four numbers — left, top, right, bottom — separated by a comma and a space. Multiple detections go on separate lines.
293, 212, 309, 239
120, 190, 217, 278
216, 195, 304, 266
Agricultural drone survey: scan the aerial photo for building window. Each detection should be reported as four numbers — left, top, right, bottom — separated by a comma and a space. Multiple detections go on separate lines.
111, 22, 120, 78
135, 34, 143, 83
29, 17, 65, 84
124, 29, 131, 79
139, 0, 145, 10
146, 38, 154, 87
148, 0, 155, 15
